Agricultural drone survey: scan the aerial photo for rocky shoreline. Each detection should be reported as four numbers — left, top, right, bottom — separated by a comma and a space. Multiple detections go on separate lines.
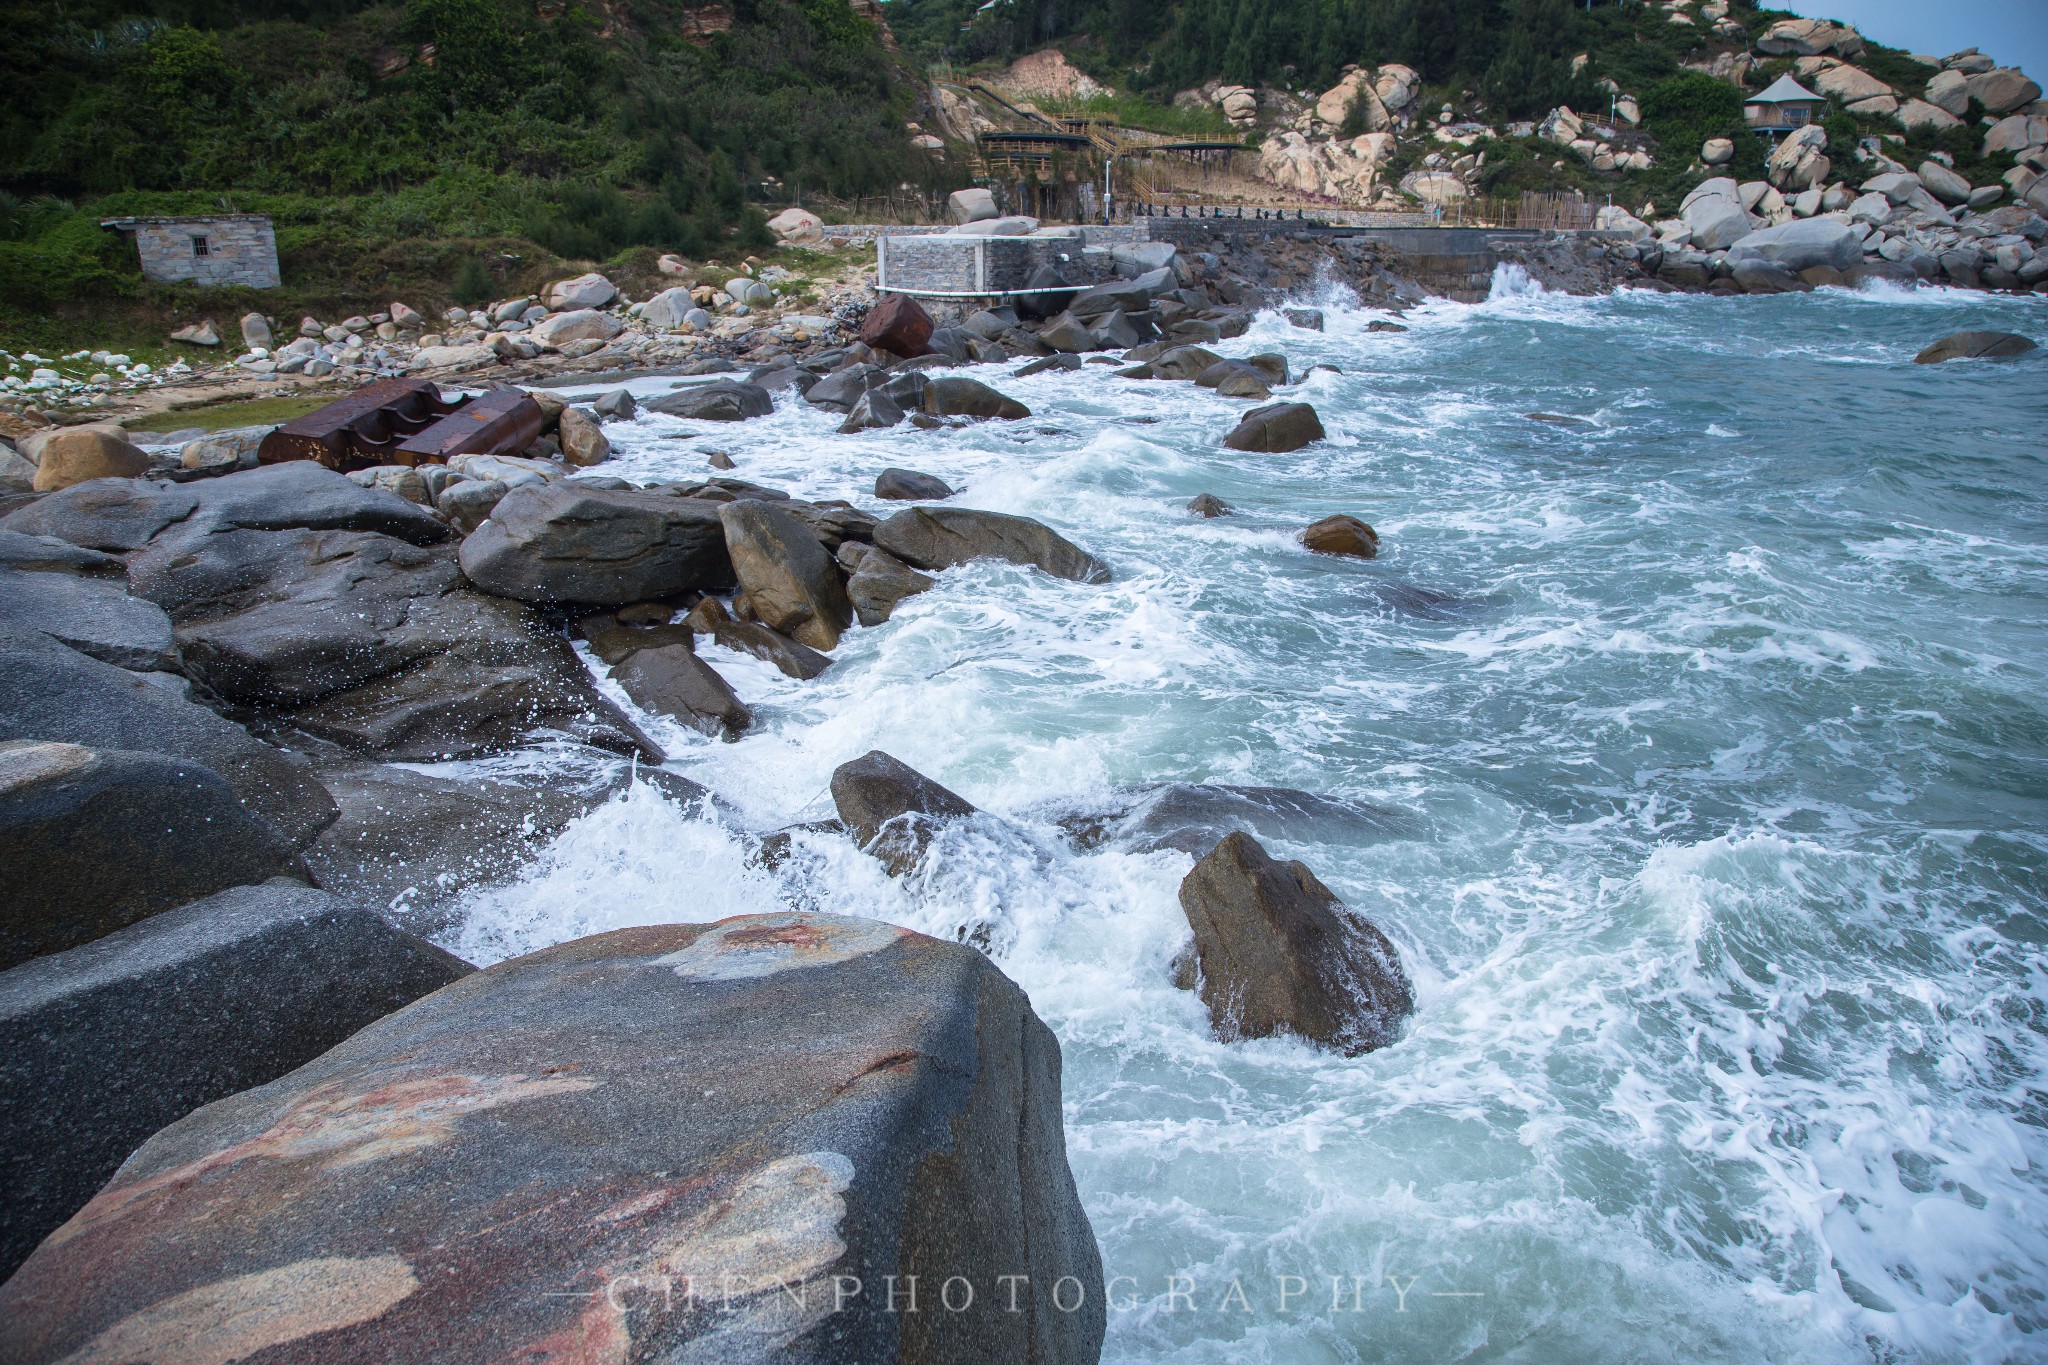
0, 220, 2037, 1360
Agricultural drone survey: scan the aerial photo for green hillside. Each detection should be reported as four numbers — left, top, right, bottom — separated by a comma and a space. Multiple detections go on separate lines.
0, 0, 947, 344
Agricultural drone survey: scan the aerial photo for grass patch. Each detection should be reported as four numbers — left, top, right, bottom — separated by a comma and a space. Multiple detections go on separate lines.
125, 393, 334, 433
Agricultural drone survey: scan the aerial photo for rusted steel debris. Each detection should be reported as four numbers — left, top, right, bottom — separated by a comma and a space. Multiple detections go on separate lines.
257, 379, 543, 472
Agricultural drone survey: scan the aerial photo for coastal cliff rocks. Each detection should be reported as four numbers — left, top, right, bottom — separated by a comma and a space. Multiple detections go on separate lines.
0, 914, 1103, 1365
1914, 330, 2038, 363
0, 742, 305, 969
719, 501, 853, 652
0, 882, 469, 1282
832, 750, 978, 875
874, 506, 1111, 584
1223, 402, 1326, 453
1174, 831, 1413, 1056
458, 482, 732, 605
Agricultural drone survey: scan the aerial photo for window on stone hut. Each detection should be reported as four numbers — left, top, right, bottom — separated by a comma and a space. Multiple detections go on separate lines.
192, 236, 210, 257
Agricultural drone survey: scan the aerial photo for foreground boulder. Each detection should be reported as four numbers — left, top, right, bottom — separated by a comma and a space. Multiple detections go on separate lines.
1913, 330, 2037, 364
873, 506, 1110, 584
1222, 402, 1326, 453
0, 882, 469, 1281
1300, 514, 1379, 559
0, 913, 1103, 1364
458, 483, 732, 605
720, 501, 853, 651
0, 742, 306, 970
831, 750, 978, 875
1176, 833, 1410, 1055
0, 626, 337, 846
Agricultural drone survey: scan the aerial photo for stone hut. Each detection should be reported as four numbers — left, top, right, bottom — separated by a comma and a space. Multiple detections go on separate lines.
100, 215, 281, 289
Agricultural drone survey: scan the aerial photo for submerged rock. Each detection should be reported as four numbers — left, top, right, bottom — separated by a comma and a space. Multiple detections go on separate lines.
874, 467, 955, 501
1057, 782, 1414, 856
921, 376, 1030, 421
873, 506, 1110, 584
831, 749, 977, 875
0, 914, 1103, 1364
1913, 330, 2037, 364
1187, 493, 1233, 518
0, 741, 305, 970
1176, 831, 1412, 1055
0, 881, 468, 1280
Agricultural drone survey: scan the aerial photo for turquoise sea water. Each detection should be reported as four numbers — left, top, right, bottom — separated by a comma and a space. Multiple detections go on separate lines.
449, 274, 2048, 1363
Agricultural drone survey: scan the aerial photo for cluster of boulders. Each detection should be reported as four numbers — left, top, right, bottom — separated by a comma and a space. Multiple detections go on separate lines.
1601, 173, 2048, 292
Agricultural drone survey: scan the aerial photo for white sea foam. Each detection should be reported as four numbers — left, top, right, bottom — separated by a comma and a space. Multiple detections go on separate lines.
455, 282, 2048, 1362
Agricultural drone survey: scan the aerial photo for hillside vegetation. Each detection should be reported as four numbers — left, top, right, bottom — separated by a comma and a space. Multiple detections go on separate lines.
0, 0, 947, 345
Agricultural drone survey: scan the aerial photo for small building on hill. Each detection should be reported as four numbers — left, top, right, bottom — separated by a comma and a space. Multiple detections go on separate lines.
1744, 75, 1826, 136
100, 215, 281, 289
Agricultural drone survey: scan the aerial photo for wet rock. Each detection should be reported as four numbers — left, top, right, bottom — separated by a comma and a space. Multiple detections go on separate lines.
0, 565, 175, 671
1188, 493, 1232, 518
1731, 258, 1807, 294
873, 506, 1110, 584
435, 477, 510, 532
29, 430, 151, 493
839, 544, 935, 627
2, 462, 448, 554
1913, 330, 2037, 363
643, 381, 774, 422
591, 388, 636, 421
1300, 514, 1379, 559
1147, 345, 1226, 381
0, 742, 306, 970
1038, 312, 1102, 353
1367, 319, 1409, 334
875, 467, 954, 501
804, 363, 889, 413
859, 292, 936, 358
1222, 402, 1327, 453
556, 407, 611, 466
0, 530, 125, 577
583, 623, 698, 666
779, 501, 878, 555
611, 643, 751, 738
1056, 782, 1412, 857
719, 501, 853, 652
0, 911, 1103, 1364
831, 749, 977, 875
921, 377, 1030, 420
0, 627, 336, 847
1199, 361, 1272, 399
1283, 308, 1325, 331
684, 597, 833, 679
1176, 831, 1412, 1055
838, 389, 905, 433
457, 483, 732, 605
0, 881, 468, 1282
1013, 354, 1081, 377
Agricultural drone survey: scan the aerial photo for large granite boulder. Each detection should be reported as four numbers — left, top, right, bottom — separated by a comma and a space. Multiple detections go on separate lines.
0, 741, 304, 969
720, 501, 853, 651
1727, 218, 1862, 273
0, 462, 448, 553
458, 483, 733, 605
0, 529, 126, 576
832, 750, 978, 875
921, 377, 1030, 420
0, 626, 336, 846
0, 914, 1103, 1364
0, 882, 469, 1282
859, 292, 936, 357
872, 507, 1110, 584
1300, 514, 1379, 559
644, 380, 775, 423
685, 597, 835, 680
1222, 402, 1326, 453
1913, 330, 2037, 364
136, 528, 661, 763
1175, 831, 1412, 1055
805, 364, 890, 413
0, 564, 175, 671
